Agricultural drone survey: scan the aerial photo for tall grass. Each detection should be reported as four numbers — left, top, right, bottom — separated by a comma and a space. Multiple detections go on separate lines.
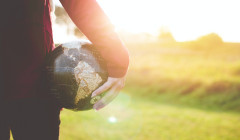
125, 41, 240, 111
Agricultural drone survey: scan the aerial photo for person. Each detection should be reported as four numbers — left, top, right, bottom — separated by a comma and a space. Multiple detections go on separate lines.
0, 0, 129, 139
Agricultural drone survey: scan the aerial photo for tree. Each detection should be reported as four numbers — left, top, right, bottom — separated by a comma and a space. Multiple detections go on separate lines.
54, 6, 85, 38
196, 33, 223, 46
54, 6, 72, 25
158, 27, 176, 43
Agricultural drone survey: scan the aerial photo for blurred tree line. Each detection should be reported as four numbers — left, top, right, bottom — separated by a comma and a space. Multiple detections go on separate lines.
158, 27, 223, 48
158, 27, 176, 43
54, 6, 85, 38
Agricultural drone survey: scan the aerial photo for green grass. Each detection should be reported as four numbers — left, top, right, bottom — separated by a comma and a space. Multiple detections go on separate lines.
59, 92, 240, 140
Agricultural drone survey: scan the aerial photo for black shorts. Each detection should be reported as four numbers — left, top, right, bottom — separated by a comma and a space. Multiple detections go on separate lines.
0, 98, 61, 140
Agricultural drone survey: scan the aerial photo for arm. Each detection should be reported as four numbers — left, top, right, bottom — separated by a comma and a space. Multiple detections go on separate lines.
60, 0, 129, 77
60, 0, 129, 110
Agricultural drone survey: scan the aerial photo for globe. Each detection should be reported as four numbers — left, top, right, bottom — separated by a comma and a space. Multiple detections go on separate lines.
46, 40, 108, 111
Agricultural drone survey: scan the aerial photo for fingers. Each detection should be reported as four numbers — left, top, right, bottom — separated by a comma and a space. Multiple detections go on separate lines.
91, 77, 122, 97
116, 78, 125, 89
91, 77, 126, 110
93, 85, 121, 110
91, 81, 112, 97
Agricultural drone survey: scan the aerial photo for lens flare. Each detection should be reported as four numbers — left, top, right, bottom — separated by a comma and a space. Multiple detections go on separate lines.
76, 92, 143, 140
108, 116, 117, 123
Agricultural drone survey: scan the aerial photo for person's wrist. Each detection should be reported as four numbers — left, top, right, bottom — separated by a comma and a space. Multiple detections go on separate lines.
107, 67, 128, 78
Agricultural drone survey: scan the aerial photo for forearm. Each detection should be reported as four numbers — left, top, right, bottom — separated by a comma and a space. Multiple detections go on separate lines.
60, 0, 129, 77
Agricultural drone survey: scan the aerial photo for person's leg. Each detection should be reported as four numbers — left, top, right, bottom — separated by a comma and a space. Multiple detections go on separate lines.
0, 118, 10, 140
0, 101, 11, 140
10, 98, 61, 140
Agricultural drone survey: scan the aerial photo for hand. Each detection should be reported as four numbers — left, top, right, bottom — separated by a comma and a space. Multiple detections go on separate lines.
91, 76, 126, 110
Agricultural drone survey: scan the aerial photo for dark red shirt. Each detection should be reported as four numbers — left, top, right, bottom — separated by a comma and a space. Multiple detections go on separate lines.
0, 0, 129, 100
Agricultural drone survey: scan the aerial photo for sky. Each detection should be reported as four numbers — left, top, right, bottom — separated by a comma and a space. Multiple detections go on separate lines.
53, 0, 240, 42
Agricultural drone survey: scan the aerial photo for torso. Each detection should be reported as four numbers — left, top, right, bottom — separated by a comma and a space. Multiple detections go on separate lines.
0, 0, 54, 99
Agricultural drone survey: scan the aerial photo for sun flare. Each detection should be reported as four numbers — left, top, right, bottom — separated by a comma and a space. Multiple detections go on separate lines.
97, 0, 240, 42
53, 0, 240, 42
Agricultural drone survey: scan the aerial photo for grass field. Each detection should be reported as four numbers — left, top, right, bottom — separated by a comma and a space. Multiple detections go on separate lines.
59, 93, 240, 140
58, 40, 240, 140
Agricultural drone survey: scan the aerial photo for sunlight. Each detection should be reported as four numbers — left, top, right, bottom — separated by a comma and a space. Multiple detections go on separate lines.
53, 0, 240, 42
97, 0, 240, 42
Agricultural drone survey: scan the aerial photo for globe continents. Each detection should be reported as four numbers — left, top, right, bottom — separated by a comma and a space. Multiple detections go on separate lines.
46, 40, 108, 111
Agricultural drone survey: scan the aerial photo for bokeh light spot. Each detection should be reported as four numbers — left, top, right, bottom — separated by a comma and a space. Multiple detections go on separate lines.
108, 116, 117, 123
